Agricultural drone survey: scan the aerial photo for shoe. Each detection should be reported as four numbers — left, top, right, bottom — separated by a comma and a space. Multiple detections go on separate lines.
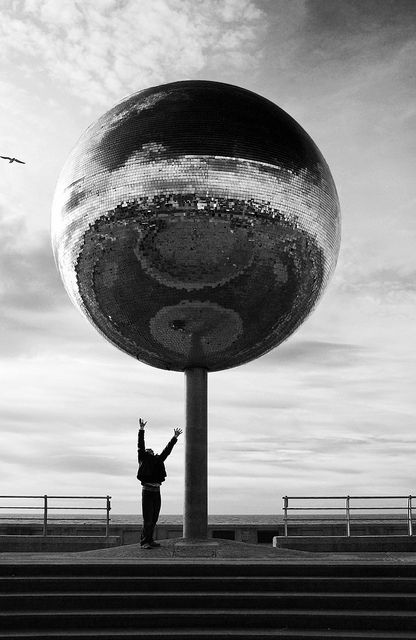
149, 541, 161, 547
141, 543, 151, 549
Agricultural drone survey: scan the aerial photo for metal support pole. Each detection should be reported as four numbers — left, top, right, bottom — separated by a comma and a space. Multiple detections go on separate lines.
43, 495, 48, 537
283, 496, 288, 537
183, 367, 208, 539
408, 496, 413, 537
346, 496, 351, 537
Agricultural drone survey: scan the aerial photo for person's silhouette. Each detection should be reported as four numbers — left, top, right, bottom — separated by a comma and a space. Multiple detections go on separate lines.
137, 417, 182, 548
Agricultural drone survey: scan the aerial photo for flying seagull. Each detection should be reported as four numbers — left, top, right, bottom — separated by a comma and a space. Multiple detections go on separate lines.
1, 156, 25, 164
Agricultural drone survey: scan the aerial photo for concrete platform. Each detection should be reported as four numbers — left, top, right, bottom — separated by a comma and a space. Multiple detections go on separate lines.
2, 537, 416, 563
0, 534, 121, 553
274, 534, 416, 553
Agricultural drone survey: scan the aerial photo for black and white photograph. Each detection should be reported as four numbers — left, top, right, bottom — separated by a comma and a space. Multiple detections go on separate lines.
0, 0, 415, 636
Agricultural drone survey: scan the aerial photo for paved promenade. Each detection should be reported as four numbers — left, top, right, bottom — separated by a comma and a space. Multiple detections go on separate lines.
2, 538, 416, 563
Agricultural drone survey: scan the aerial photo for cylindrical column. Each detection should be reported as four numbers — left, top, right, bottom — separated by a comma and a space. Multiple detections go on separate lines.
184, 367, 208, 539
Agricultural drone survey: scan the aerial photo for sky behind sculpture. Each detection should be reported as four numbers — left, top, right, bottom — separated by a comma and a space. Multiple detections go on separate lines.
0, 0, 415, 514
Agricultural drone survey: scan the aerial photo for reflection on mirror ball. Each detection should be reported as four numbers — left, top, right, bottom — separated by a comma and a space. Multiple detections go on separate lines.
52, 81, 340, 371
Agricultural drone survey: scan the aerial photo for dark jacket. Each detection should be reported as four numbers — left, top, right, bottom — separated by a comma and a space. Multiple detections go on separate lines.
137, 429, 177, 484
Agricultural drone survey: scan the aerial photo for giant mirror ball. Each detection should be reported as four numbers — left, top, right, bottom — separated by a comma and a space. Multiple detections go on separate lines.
52, 81, 341, 372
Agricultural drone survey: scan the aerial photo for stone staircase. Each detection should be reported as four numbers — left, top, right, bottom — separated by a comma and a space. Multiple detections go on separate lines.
0, 561, 416, 638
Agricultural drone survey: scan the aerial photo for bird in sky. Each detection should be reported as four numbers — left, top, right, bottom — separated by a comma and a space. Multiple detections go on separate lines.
1, 156, 25, 164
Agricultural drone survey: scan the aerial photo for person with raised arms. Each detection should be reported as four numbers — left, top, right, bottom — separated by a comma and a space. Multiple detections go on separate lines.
137, 417, 182, 548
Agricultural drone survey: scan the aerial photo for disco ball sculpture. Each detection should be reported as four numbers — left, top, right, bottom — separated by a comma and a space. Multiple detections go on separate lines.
52, 81, 340, 371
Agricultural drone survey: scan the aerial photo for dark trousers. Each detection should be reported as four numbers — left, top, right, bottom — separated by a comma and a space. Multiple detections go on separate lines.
141, 488, 161, 545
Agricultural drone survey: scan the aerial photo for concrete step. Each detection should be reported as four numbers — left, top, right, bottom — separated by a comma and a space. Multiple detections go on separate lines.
1, 631, 416, 639
2, 608, 416, 632
2, 561, 416, 638
0, 630, 416, 640
2, 575, 416, 593
2, 562, 416, 578
2, 591, 416, 611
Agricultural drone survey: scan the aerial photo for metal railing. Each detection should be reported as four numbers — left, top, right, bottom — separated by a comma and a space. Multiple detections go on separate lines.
0, 495, 111, 537
282, 495, 415, 537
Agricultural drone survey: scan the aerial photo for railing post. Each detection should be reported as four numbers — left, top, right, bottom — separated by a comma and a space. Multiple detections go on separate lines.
106, 496, 111, 538
283, 496, 288, 537
346, 495, 351, 537
408, 496, 413, 537
43, 495, 48, 537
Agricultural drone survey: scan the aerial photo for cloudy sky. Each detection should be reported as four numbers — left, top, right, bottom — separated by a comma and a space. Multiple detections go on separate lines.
0, 0, 415, 516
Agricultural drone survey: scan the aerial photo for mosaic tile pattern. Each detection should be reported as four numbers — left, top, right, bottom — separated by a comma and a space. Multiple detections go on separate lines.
52, 81, 341, 371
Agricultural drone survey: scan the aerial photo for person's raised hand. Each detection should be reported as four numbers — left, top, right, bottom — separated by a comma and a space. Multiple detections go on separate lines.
139, 418, 147, 430
174, 428, 183, 438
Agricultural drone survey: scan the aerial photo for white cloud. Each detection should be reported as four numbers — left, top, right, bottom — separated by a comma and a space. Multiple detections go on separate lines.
0, 0, 266, 106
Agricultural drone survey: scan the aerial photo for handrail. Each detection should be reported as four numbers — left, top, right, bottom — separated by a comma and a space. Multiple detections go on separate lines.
282, 495, 415, 537
0, 495, 111, 537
